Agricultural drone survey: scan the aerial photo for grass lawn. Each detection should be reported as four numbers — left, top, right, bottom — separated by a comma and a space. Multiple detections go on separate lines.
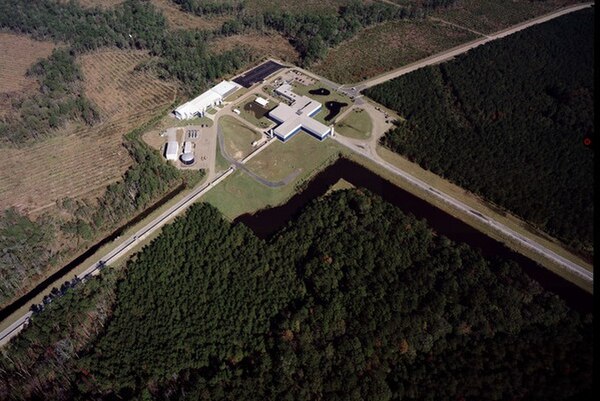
224, 87, 249, 102
219, 115, 262, 160
313, 19, 479, 83
245, 132, 343, 182
204, 134, 347, 219
234, 96, 278, 129
290, 81, 353, 124
206, 108, 218, 115
334, 108, 373, 139
433, 0, 582, 34
325, 178, 355, 195
202, 170, 285, 219
215, 134, 232, 173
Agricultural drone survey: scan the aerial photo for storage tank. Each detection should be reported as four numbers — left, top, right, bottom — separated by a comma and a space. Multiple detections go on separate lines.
180, 152, 195, 165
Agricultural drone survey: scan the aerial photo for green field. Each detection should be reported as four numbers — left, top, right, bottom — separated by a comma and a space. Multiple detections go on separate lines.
224, 87, 249, 102
204, 134, 345, 219
290, 81, 352, 124
219, 116, 262, 161
313, 19, 479, 83
334, 108, 372, 139
234, 96, 278, 129
325, 178, 355, 195
245, 131, 343, 182
214, 135, 231, 173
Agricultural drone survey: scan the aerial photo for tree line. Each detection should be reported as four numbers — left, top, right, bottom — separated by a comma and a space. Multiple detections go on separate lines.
364, 8, 594, 258
1, 189, 592, 400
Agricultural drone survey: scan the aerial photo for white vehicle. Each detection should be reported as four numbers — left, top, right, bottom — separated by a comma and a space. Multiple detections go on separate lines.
233, 108, 241, 115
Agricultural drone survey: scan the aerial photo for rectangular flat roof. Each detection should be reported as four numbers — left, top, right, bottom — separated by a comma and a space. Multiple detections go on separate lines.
175, 90, 220, 119
211, 80, 240, 97
255, 96, 269, 107
165, 141, 179, 160
233, 60, 284, 88
174, 80, 239, 119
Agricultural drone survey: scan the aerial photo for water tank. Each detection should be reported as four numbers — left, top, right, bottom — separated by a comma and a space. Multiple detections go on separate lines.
180, 152, 195, 165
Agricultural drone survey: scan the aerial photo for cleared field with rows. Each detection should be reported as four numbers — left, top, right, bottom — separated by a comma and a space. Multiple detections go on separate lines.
80, 49, 176, 120
0, 33, 56, 94
150, 0, 230, 30
433, 0, 585, 34
210, 31, 300, 63
0, 49, 177, 214
313, 19, 478, 83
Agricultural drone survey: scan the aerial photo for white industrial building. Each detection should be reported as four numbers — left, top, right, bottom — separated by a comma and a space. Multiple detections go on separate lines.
268, 83, 331, 142
165, 141, 179, 161
174, 80, 240, 119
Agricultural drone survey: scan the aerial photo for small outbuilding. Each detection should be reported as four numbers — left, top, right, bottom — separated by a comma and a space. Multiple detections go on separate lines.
255, 96, 269, 107
165, 141, 179, 161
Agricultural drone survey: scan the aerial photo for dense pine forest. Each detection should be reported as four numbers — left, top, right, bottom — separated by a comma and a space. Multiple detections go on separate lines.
1, 190, 592, 400
364, 8, 594, 258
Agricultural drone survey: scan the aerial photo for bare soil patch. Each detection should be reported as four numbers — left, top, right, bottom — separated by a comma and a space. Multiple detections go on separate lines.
0, 33, 56, 94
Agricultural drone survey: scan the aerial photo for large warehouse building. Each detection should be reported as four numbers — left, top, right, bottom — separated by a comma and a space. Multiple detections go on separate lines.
174, 80, 240, 119
268, 84, 331, 141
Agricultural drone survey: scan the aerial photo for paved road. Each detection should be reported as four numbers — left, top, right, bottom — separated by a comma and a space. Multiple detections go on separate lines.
338, 2, 594, 96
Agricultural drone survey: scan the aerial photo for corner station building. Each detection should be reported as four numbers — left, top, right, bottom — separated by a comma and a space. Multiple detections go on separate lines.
268, 83, 332, 142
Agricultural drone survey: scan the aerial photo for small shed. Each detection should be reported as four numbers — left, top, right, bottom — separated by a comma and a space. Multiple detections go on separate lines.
255, 96, 269, 107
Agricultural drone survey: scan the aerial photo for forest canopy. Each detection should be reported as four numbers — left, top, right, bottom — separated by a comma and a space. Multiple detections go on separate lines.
1, 190, 592, 400
364, 8, 594, 257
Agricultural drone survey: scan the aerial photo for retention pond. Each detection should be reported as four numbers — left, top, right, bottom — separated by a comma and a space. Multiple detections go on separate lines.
236, 158, 592, 314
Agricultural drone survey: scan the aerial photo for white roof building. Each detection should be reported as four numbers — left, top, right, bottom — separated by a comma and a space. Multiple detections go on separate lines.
174, 80, 240, 119
268, 85, 331, 141
211, 80, 240, 97
183, 141, 193, 154
274, 83, 298, 102
165, 141, 179, 161
255, 96, 269, 107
